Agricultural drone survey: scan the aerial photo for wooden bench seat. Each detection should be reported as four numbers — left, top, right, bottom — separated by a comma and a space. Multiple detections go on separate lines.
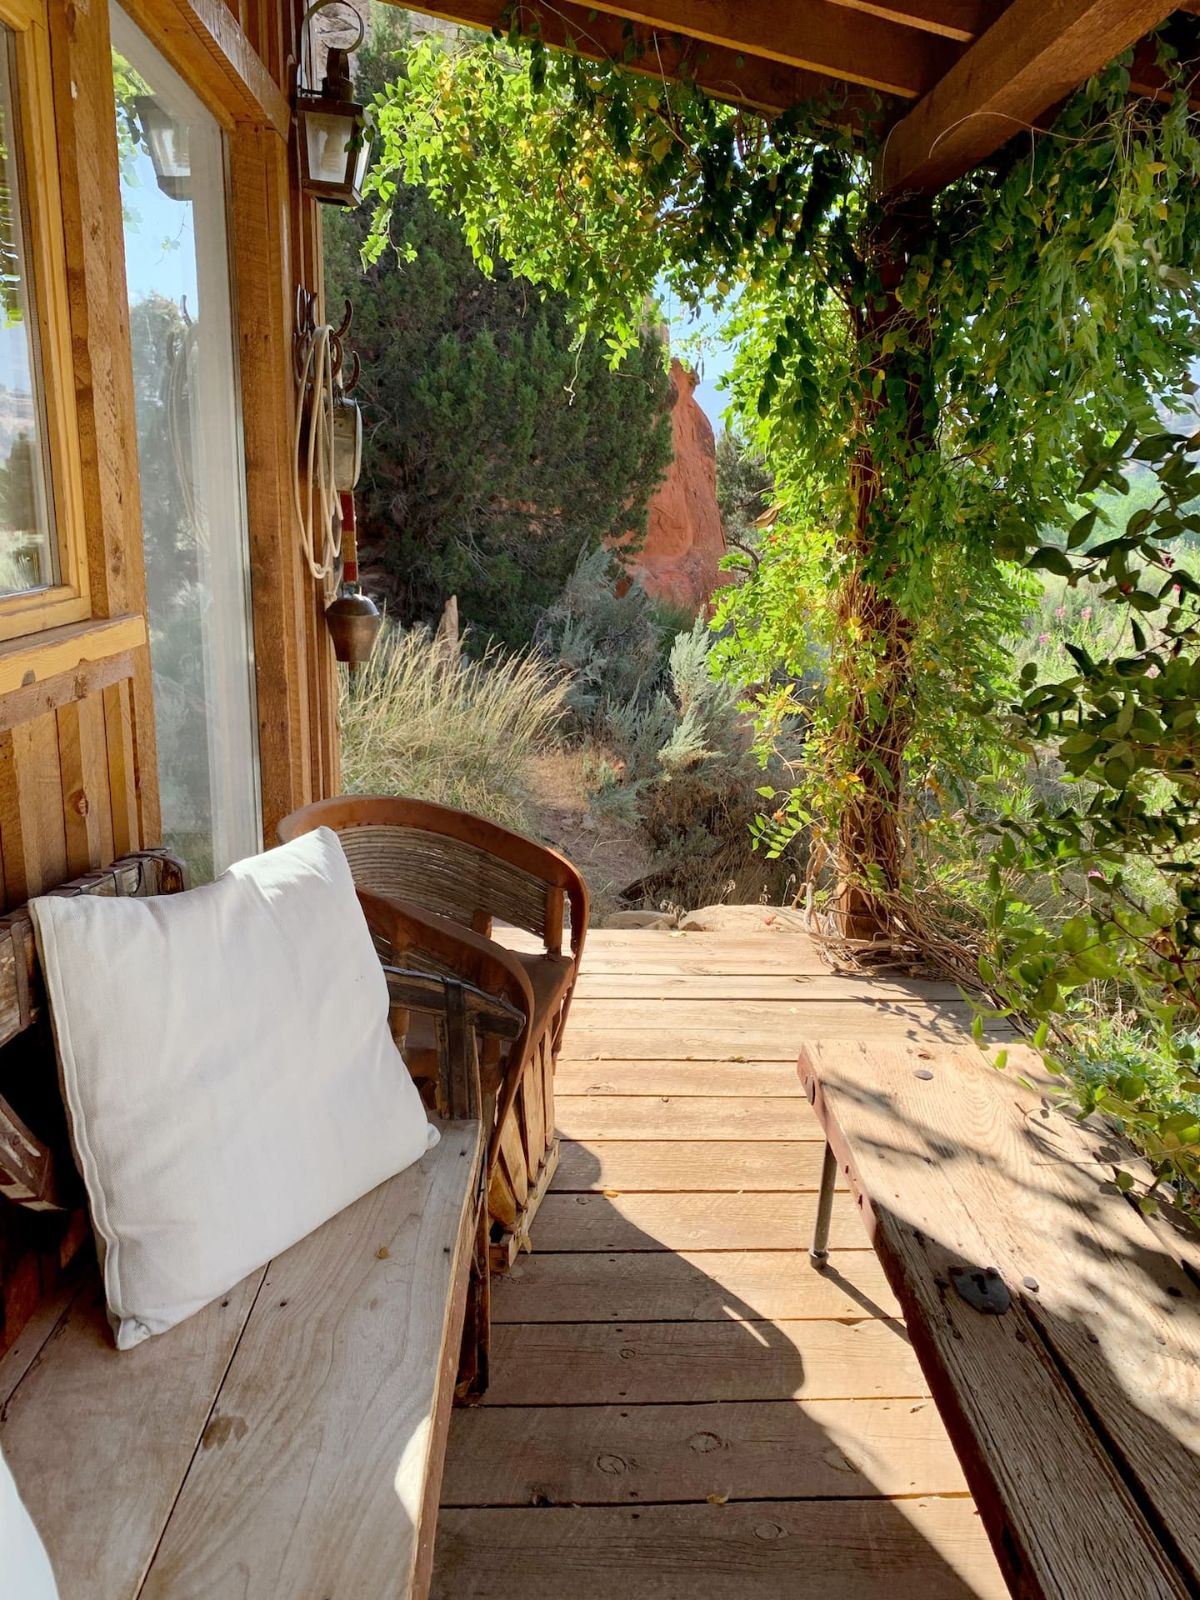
798, 1039, 1200, 1600
0, 850, 526, 1599
1, 1119, 480, 1599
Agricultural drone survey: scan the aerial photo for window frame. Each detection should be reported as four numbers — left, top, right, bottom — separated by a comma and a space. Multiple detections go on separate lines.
0, 0, 91, 641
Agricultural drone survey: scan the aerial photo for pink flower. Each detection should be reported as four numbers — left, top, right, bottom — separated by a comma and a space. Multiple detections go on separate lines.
1087, 868, 1105, 880
1038, 632, 1050, 644
1054, 606, 1066, 620
1081, 606, 1093, 621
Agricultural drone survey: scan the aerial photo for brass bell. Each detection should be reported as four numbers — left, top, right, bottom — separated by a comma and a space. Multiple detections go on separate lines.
326, 589, 382, 666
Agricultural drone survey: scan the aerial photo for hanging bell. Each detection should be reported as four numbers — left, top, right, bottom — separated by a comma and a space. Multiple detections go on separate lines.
326, 588, 382, 665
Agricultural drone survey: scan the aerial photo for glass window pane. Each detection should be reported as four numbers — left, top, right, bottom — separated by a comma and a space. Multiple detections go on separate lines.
111, 8, 261, 880
0, 30, 56, 598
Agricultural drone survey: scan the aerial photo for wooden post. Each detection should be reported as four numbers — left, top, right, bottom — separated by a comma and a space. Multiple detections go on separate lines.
832, 198, 932, 941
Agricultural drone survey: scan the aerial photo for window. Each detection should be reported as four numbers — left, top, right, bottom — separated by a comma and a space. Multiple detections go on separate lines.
0, 31, 53, 596
0, 0, 89, 638
111, 6, 261, 880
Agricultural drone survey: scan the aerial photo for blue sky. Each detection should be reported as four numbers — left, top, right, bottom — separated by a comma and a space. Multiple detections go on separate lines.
662, 290, 736, 431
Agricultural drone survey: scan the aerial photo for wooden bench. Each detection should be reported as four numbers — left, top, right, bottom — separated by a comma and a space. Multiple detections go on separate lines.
0, 851, 523, 1598
799, 1039, 1200, 1600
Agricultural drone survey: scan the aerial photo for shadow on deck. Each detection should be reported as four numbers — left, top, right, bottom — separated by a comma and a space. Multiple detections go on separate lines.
434, 927, 1006, 1599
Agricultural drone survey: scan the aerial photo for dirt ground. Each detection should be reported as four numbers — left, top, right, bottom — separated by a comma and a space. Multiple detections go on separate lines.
523, 748, 653, 921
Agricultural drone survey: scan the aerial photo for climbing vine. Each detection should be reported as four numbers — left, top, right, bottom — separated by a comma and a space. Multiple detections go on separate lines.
366, 15, 1200, 943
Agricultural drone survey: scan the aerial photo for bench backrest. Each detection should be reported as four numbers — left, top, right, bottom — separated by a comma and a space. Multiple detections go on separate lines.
0, 849, 186, 1350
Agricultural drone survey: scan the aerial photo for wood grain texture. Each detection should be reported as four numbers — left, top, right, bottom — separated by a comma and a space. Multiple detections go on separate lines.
119, 0, 289, 133
492, 1247, 901, 1323
575, 972, 964, 1000
229, 121, 311, 842
444, 1396, 969, 1504
395, 0, 893, 116
434, 1497, 1005, 1599
533, 1189, 866, 1252
557, 1059, 810, 1097
882, 0, 1179, 190
799, 1039, 1200, 1598
484, 1317, 926, 1405
554, 1137, 831, 1190
142, 1123, 482, 1600
0, 1272, 263, 1600
556, 1094, 821, 1140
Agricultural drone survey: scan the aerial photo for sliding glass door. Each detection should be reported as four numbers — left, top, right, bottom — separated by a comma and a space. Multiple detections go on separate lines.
111, 6, 260, 880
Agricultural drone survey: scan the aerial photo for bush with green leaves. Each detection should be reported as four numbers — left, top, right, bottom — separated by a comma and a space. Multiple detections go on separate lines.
976, 424, 1200, 1197
325, 11, 671, 647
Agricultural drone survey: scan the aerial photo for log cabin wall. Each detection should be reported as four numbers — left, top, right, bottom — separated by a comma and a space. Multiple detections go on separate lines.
0, 0, 339, 1350
0, 0, 338, 923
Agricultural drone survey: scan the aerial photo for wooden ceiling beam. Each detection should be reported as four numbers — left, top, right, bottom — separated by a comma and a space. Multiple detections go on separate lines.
395, 1, 892, 117
881, 0, 1182, 191
809, 0, 994, 45
578, 0, 961, 97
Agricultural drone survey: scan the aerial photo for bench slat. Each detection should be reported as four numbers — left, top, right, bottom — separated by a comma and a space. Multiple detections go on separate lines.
139, 1118, 481, 1600
0, 1269, 264, 1600
799, 1040, 1199, 1600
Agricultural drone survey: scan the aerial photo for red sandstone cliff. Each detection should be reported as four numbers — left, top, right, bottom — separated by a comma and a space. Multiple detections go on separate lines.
618, 360, 727, 611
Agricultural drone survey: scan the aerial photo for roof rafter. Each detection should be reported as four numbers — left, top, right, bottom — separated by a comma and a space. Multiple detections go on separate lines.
881, 0, 1182, 191
396, 1, 890, 116
578, 0, 961, 97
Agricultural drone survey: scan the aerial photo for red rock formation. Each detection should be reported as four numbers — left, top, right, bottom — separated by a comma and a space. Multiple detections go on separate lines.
616, 360, 727, 612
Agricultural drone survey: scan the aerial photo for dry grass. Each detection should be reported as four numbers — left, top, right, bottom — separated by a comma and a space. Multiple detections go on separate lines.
339, 624, 570, 833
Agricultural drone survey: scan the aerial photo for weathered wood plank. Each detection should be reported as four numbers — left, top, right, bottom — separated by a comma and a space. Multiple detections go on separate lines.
142, 1123, 481, 1600
0, 1271, 263, 1600
533, 1190, 865, 1253
800, 1040, 1199, 1599
483, 1318, 926, 1405
562, 1008, 987, 1059
444, 1396, 968, 1505
492, 1247, 901, 1323
554, 1138, 831, 1191
576, 972, 963, 1000
433, 1497, 1006, 1599
556, 1095, 821, 1141
882, 0, 1179, 191
556, 1061, 808, 1098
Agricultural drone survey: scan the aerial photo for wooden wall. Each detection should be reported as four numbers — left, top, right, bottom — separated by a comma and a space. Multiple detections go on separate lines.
0, 0, 339, 923
0, 0, 339, 1348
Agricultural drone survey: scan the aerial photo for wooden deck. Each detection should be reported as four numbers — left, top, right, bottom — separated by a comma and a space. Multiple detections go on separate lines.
434, 927, 1007, 1598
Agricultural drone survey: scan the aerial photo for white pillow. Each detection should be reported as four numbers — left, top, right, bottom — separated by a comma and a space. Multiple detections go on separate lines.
0, 1441, 58, 1598
31, 827, 437, 1349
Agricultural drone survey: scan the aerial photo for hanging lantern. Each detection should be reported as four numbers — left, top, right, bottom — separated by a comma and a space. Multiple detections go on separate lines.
295, 1, 372, 207
134, 95, 191, 202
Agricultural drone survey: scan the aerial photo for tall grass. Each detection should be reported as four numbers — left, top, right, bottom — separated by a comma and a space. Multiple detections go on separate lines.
339, 624, 569, 833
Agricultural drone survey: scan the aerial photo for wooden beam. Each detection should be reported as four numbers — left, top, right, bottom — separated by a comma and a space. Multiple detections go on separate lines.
563, 0, 960, 97
119, 0, 290, 136
823, 0, 991, 42
397, 0, 893, 115
881, 0, 1181, 191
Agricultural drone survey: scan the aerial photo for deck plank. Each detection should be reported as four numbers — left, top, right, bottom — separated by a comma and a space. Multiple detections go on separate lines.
554, 1138, 832, 1190
556, 1060, 807, 1097
434, 1498, 1006, 1600
437, 929, 1006, 1597
533, 1190, 865, 1252
556, 1094, 820, 1141
576, 973, 964, 1001
483, 1318, 926, 1405
444, 1397, 970, 1505
491, 1248, 900, 1323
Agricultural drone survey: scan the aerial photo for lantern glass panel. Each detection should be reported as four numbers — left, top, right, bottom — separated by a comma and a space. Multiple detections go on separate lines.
304, 108, 355, 186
